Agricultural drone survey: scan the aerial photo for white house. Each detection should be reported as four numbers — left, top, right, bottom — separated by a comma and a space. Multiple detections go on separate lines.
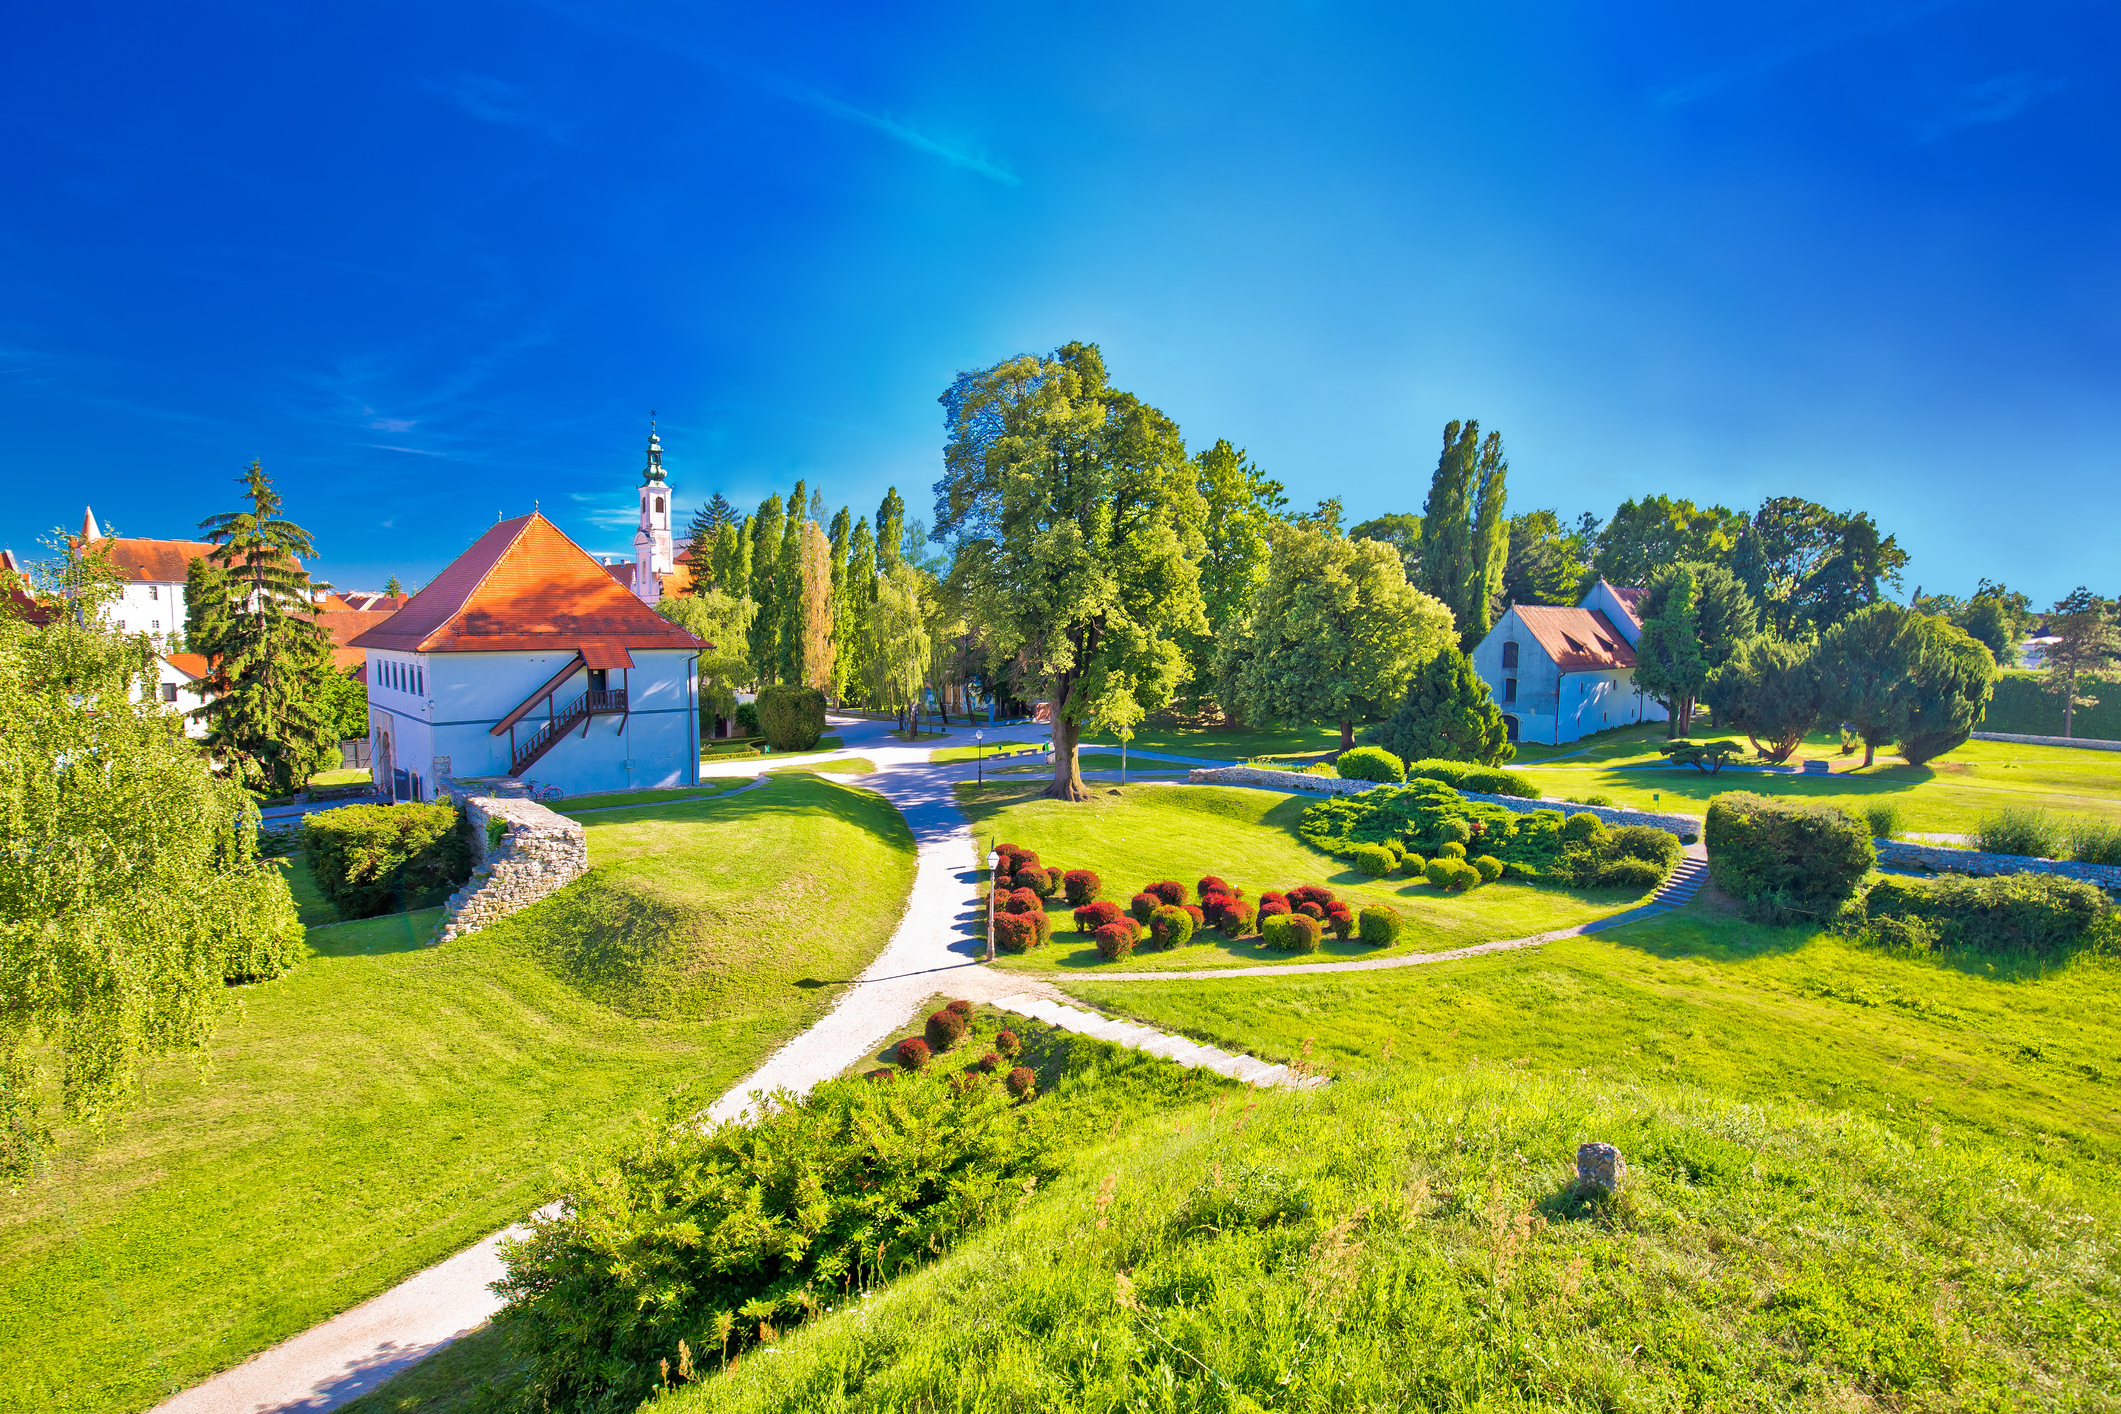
350, 511, 706, 803
1469, 578, 1668, 746
74, 508, 219, 646
156, 653, 212, 739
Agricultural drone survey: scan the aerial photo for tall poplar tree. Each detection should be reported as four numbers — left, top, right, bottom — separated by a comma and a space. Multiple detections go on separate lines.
798, 521, 836, 692
1418, 420, 1508, 650
827, 508, 853, 703
876, 488, 906, 574
840, 517, 878, 706
747, 494, 783, 682
775, 479, 807, 684
193, 462, 340, 794
936, 342, 1207, 801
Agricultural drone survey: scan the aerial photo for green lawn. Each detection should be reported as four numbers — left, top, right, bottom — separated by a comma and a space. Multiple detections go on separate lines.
765, 757, 878, 775
0, 774, 917, 1414
662, 921, 2121, 1411
306, 766, 372, 787
960, 781, 1654, 973
929, 739, 1043, 764
557, 778, 750, 813
1078, 721, 1345, 761
1510, 730, 2121, 832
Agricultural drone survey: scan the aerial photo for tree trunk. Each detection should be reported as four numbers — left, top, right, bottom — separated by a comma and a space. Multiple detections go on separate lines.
2064, 668, 2075, 737
1339, 720, 1354, 753
1862, 738, 1876, 769
1044, 716, 1094, 802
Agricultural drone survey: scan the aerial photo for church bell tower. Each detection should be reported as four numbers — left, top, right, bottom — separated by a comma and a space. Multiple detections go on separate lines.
631, 421, 674, 605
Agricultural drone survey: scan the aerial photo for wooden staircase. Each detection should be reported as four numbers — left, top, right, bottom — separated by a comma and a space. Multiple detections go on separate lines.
509, 688, 627, 776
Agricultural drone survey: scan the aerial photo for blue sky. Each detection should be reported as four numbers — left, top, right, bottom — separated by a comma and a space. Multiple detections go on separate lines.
2, 1, 2114, 602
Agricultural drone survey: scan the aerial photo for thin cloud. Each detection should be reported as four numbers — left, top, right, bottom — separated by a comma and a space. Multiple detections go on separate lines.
1915, 73, 2065, 142
371, 444, 446, 457
781, 85, 1020, 185
422, 73, 574, 143
368, 417, 415, 432
1656, 1, 1966, 106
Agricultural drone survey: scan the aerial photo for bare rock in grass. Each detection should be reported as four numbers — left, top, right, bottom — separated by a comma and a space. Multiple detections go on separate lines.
1575, 1141, 1626, 1196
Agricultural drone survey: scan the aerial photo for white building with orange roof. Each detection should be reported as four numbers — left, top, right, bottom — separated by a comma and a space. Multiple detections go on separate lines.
72, 507, 218, 645
350, 512, 705, 802
1469, 577, 1668, 746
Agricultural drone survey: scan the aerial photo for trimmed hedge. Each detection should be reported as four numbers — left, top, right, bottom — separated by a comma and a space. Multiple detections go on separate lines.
756, 684, 827, 752
1358, 905, 1403, 945
1062, 869, 1101, 905
1862, 873, 2113, 959
1335, 745, 1405, 783
1073, 899, 1123, 932
1707, 791, 1874, 924
304, 802, 470, 920
1149, 904, 1196, 950
1094, 920, 1139, 962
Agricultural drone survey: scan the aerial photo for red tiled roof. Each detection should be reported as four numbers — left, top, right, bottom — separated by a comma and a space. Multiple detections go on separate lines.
163, 652, 210, 679
6, 588, 52, 626
351, 514, 707, 654
93, 537, 220, 583
1511, 606, 1637, 671
317, 608, 398, 646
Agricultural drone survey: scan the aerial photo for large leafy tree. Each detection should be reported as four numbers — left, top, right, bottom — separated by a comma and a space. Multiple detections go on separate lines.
1704, 636, 1822, 762
1816, 603, 1919, 768
2040, 587, 2120, 737
0, 595, 300, 1178
657, 589, 756, 732
1631, 560, 1759, 736
1224, 524, 1454, 752
1366, 643, 1514, 765
1730, 497, 1908, 637
935, 342, 1206, 801
1417, 421, 1509, 649
194, 463, 341, 795
1186, 439, 1286, 708
1592, 495, 1747, 588
1895, 616, 1997, 765
1348, 511, 1421, 584
1501, 508, 1599, 607
864, 561, 930, 729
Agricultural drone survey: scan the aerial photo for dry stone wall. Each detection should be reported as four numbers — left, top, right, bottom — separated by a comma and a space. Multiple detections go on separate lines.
1875, 839, 2121, 890
1185, 766, 1701, 837
434, 777, 589, 944
1970, 731, 2121, 752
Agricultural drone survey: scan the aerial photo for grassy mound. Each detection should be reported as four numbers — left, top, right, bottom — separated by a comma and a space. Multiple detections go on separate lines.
0, 774, 917, 1414
658, 1061, 2118, 1411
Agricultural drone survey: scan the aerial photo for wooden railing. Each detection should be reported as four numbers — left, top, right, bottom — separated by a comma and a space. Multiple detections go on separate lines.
509, 689, 627, 776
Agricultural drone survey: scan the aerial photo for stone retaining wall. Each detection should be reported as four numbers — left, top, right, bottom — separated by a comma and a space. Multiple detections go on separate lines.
1874, 839, 2121, 889
1186, 766, 1702, 838
434, 776, 589, 943
1970, 731, 2121, 752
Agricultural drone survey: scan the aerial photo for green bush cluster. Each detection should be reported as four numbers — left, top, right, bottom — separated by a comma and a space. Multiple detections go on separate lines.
1858, 873, 2114, 960
1705, 792, 1873, 924
1398, 758, 1540, 798
302, 802, 470, 920
755, 685, 827, 752
1333, 746, 1404, 783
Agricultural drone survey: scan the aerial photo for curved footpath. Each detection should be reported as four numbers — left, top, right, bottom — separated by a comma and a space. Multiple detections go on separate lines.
151, 719, 1691, 1413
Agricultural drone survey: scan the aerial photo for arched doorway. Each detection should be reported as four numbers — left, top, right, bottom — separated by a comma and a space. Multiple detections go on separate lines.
1502, 714, 1520, 744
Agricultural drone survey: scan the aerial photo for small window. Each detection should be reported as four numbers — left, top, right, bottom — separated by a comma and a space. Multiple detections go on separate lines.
149, 585, 159, 601
160, 683, 177, 703
151, 620, 159, 631
1501, 641, 1519, 671
654, 496, 665, 514
415, 667, 423, 695
1503, 678, 1517, 704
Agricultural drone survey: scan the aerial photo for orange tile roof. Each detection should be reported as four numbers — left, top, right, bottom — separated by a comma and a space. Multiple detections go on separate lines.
93, 536, 221, 583
351, 514, 707, 654
317, 608, 399, 646
1511, 606, 1637, 671
163, 652, 211, 679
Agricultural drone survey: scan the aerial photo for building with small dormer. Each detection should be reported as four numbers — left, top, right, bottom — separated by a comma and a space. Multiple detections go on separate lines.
1468, 578, 1668, 746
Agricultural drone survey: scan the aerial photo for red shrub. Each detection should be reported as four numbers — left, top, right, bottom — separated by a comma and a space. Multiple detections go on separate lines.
864, 1067, 897, 1082
994, 913, 1037, 953
1182, 904, 1205, 928
1296, 901, 1326, 921
995, 1029, 1022, 1058
1015, 866, 1059, 898
1129, 892, 1160, 924
1198, 892, 1229, 926
1282, 914, 1324, 952
1257, 898, 1291, 920
1028, 908, 1053, 946
1149, 904, 1196, 950
1288, 885, 1336, 911
1095, 920, 1138, 962
1005, 1066, 1037, 1101
976, 1052, 1002, 1074
1074, 899, 1123, 932
1326, 906, 1356, 939
1062, 868, 1102, 906
946, 998, 974, 1018
1219, 899, 1257, 938
925, 1008, 969, 1051
1196, 875, 1230, 901
998, 887, 1041, 915
1259, 890, 1289, 911
894, 1036, 932, 1070
1148, 880, 1187, 907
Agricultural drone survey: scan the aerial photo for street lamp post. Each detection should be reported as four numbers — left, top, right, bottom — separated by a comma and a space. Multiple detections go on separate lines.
985, 842, 1000, 961
975, 729, 984, 785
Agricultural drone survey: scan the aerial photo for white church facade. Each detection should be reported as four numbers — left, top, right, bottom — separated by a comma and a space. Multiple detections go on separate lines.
1468, 578, 1669, 746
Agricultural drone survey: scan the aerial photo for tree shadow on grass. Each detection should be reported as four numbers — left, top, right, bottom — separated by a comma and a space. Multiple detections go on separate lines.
1595, 906, 1817, 963
576, 773, 915, 852
306, 906, 445, 958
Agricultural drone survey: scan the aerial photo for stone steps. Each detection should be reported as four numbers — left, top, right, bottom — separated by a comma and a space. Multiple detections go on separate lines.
987, 993, 1326, 1090
1652, 858, 1710, 907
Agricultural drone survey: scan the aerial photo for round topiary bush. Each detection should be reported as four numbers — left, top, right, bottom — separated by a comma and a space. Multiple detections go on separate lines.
1149, 904, 1196, 950
1129, 891, 1160, 924
1562, 811, 1606, 843
894, 1036, 931, 1071
1437, 818, 1473, 846
1005, 1066, 1037, 1101
1219, 899, 1256, 938
994, 913, 1037, 953
1352, 843, 1397, 877
1288, 885, 1332, 909
976, 1052, 1001, 1074
1196, 875, 1230, 900
1026, 908, 1054, 947
756, 684, 827, 751
1437, 840, 1467, 860
1399, 853, 1429, 878
1424, 859, 1455, 889
1334, 745, 1405, 783
1296, 901, 1326, 921
1016, 866, 1059, 898
925, 1008, 969, 1051
995, 1028, 1022, 1058
1284, 913, 1324, 952
998, 887, 1041, 915
1259, 914, 1290, 950
1608, 825, 1683, 873
1358, 904, 1403, 945
946, 998, 974, 1018
1073, 899, 1123, 932
1062, 868, 1102, 906
1326, 906, 1356, 939
1449, 860, 1482, 891
1198, 892, 1230, 925
1094, 920, 1138, 962
1149, 880, 1187, 907
1181, 903, 1204, 929
1472, 854, 1504, 882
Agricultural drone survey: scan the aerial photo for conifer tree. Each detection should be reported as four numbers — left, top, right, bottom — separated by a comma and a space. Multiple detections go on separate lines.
1632, 560, 1757, 736
2040, 587, 2120, 737
382, 573, 403, 597
1816, 603, 1917, 768
1417, 421, 1509, 649
1895, 615, 1996, 765
776, 480, 807, 684
747, 495, 783, 682
1704, 635, 1822, 762
1368, 643, 1514, 765
193, 462, 340, 794
686, 492, 738, 565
